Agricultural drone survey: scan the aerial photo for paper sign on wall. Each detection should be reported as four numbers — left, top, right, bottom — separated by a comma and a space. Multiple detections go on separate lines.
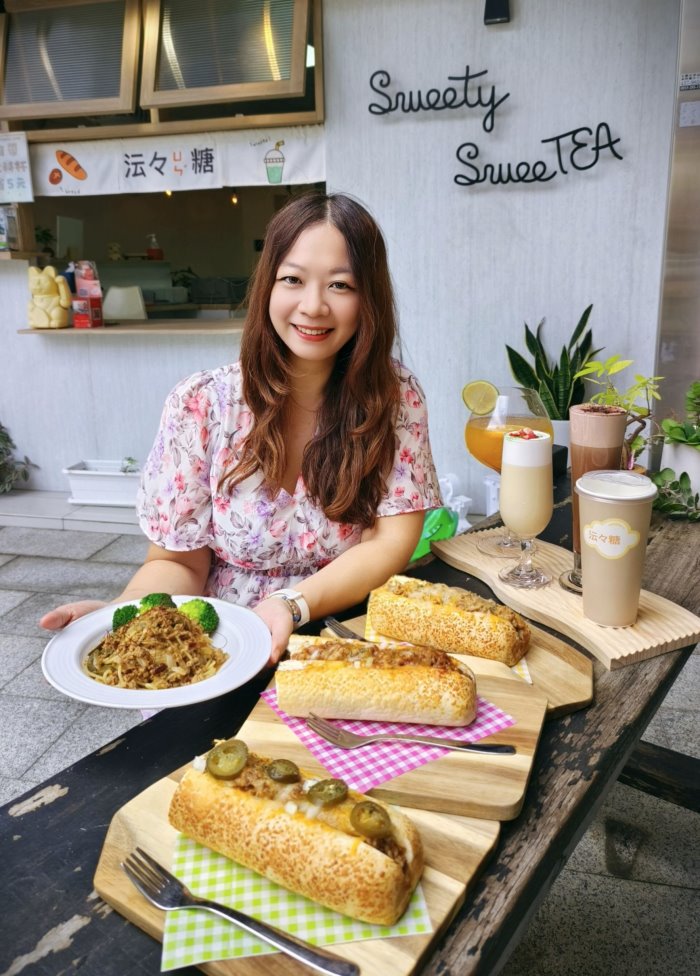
0, 133, 34, 203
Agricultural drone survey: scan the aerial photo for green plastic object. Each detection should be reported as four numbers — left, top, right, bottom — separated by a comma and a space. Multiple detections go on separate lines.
410, 507, 459, 561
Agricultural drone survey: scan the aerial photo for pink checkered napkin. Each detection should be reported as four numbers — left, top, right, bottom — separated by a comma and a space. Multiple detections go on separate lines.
260, 689, 515, 793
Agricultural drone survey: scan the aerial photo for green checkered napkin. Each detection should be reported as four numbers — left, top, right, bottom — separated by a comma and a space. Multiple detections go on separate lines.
161, 835, 432, 970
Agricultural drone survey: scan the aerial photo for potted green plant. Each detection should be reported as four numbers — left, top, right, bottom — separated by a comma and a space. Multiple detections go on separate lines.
659, 380, 700, 490
650, 469, 700, 522
573, 356, 663, 470
505, 304, 601, 455
506, 304, 599, 421
34, 225, 56, 268
0, 422, 37, 492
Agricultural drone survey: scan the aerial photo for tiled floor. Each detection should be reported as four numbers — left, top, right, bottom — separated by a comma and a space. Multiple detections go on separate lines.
0, 495, 697, 975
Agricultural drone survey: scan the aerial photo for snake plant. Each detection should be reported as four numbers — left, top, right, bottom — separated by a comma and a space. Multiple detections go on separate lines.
505, 304, 600, 421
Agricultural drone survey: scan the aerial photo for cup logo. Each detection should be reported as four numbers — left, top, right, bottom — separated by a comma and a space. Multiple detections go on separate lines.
583, 518, 640, 559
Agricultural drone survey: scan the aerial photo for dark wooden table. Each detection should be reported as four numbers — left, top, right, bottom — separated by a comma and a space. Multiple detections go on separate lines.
1, 498, 698, 976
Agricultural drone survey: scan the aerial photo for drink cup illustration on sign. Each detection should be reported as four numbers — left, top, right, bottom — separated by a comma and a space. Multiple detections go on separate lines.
264, 141, 285, 184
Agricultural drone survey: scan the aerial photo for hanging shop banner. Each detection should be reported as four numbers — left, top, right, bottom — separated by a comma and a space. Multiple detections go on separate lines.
29, 125, 325, 197
0, 133, 34, 203
30, 134, 222, 196
218, 126, 326, 187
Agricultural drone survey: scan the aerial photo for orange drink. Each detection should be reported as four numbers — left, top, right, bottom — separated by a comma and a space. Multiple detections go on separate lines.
465, 415, 554, 472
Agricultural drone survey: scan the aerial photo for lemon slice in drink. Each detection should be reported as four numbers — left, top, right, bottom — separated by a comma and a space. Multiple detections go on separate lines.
462, 380, 498, 415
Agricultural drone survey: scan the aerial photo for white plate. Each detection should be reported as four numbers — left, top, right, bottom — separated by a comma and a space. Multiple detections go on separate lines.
41, 596, 271, 709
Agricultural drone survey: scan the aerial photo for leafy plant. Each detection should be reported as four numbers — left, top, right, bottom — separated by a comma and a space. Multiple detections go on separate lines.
651, 468, 700, 522
660, 380, 700, 449
34, 225, 55, 249
686, 380, 700, 424
171, 266, 199, 289
506, 304, 600, 420
0, 422, 37, 493
574, 356, 663, 469
120, 456, 140, 473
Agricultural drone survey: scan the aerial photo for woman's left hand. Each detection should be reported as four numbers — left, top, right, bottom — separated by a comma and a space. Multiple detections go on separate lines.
254, 598, 295, 665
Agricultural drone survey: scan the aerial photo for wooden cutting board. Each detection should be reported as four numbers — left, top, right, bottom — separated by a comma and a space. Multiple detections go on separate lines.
242, 675, 547, 820
324, 615, 594, 719
432, 528, 700, 670
94, 768, 500, 976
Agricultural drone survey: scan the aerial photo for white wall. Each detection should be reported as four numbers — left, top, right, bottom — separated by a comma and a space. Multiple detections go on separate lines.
0, 0, 680, 506
323, 0, 680, 508
1, 260, 241, 491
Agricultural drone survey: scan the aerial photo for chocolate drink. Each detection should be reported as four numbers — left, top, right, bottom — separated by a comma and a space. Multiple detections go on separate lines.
569, 405, 627, 555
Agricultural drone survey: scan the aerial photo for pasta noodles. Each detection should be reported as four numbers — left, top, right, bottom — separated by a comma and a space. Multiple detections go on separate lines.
84, 606, 227, 690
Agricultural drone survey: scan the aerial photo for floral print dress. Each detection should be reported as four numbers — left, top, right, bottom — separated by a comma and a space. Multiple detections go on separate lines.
137, 361, 442, 607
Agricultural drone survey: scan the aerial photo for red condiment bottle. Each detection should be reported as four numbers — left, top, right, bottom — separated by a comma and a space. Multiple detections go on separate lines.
146, 233, 164, 260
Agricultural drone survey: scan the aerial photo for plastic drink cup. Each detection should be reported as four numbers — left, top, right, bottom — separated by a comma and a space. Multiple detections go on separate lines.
569, 404, 628, 555
560, 403, 628, 593
575, 469, 657, 627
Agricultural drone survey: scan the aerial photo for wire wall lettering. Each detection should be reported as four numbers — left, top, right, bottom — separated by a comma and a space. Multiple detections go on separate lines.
368, 67, 509, 133
368, 66, 624, 188
455, 124, 623, 186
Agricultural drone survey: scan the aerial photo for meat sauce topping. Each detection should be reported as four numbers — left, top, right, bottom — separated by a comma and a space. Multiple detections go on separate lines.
387, 576, 529, 636
293, 640, 462, 672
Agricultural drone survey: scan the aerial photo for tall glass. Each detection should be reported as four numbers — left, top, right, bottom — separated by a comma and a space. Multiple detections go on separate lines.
559, 403, 627, 592
465, 386, 553, 556
498, 430, 554, 588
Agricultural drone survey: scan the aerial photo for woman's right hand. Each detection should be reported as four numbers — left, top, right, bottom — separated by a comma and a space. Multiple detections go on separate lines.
39, 600, 108, 631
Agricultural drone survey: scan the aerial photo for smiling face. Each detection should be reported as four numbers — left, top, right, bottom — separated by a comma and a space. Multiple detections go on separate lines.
268, 222, 361, 372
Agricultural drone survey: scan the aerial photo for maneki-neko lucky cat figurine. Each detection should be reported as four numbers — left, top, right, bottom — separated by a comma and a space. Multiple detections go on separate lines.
28, 265, 72, 329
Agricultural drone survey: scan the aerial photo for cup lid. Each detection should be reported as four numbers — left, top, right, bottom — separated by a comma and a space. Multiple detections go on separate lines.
575, 469, 657, 501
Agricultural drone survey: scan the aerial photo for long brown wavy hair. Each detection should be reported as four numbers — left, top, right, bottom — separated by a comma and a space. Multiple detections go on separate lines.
221, 191, 401, 527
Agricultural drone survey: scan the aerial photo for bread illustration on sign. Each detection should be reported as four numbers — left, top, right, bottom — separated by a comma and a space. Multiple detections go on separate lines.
55, 149, 88, 180
277, 634, 477, 726
168, 740, 424, 925
28, 266, 72, 329
367, 575, 530, 666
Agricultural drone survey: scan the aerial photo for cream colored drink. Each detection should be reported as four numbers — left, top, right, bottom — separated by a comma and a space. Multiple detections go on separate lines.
499, 430, 553, 538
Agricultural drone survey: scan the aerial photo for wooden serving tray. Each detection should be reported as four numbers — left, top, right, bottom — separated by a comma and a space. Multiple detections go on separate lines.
243, 676, 547, 821
324, 615, 594, 719
94, 769, 500, 976
432, 528, 700, 670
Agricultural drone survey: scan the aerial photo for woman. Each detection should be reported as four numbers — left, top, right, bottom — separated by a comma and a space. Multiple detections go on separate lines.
41, 192, 441, 663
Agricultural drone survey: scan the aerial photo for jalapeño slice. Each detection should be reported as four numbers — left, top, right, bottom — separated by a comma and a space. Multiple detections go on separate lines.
206, 739, 249, 779
308, 778, 348, 806
266, 759, 301, 783
350, 800, 392, 839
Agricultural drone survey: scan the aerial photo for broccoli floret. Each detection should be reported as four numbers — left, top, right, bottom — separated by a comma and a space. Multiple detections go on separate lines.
178, 598, 220, 635
138, 592, 177, 613
112, 604, 138, 630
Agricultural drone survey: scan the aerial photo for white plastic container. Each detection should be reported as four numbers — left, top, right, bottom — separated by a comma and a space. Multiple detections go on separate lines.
63, 460, 140, 507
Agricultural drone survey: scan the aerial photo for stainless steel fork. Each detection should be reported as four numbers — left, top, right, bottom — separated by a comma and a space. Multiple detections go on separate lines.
306, 713, 516, 754
323, 617, 368, 641
121, 847, 359, 976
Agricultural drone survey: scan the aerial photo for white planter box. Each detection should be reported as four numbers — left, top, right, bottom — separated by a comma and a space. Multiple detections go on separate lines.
63, 460, 140, 507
